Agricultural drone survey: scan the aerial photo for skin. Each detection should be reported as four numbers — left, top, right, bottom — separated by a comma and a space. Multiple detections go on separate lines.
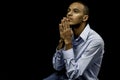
57, 2, 89, 50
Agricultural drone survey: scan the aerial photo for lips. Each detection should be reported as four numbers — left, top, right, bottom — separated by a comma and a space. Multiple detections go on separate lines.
67, 17, 72, 22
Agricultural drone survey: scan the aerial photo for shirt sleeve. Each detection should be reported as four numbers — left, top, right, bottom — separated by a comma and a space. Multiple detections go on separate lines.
52, 49, 65, 71
62, 39, 104, 79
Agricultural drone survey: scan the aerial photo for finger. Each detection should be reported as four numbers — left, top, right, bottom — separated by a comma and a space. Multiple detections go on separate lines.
70, 29, 73, 35
59, 24, 63, 32
63, 17, 68, 30
59, 24, 64, 39
61, 17, 67, 29
62, 20, 66, 31
61, 17, 66, 24
66, 19, 70, 29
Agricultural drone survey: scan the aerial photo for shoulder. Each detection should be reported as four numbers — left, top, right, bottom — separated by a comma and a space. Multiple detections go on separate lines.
87, 29, 104, 47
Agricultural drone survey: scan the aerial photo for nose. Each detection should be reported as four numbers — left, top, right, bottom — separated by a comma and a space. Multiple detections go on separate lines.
67, 11, 72, 17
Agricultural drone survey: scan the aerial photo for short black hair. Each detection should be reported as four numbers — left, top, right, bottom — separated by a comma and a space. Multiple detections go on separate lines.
69, 0, 89, 15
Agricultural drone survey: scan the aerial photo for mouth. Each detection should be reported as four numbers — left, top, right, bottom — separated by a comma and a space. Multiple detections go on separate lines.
67, 17, 72, 22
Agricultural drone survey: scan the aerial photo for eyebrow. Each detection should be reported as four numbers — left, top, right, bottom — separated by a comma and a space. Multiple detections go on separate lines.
68, 7, 81, 12
73, 8, 80, 11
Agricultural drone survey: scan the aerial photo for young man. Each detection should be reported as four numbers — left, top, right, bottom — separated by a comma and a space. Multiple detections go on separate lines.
44, 0, 104, 80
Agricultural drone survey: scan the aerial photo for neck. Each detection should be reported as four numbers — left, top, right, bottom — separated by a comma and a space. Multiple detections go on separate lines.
71, 22, 87, 39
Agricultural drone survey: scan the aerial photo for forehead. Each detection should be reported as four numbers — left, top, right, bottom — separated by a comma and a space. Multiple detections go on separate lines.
69, 2, 84, 10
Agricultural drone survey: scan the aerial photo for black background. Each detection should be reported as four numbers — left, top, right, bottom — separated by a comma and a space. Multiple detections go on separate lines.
32, 0, 118, 80
1, 0, 119, 80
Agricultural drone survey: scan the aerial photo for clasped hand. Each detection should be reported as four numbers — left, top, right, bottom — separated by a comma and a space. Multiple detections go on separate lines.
59, 17, 73, 44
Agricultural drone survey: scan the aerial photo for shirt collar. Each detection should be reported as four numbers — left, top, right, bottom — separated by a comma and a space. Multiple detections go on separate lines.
78, 24, 90, 41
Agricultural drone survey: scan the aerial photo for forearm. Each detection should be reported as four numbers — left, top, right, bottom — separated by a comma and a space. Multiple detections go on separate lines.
62, 49, 92, 79
63, 49, 80, 79
52, 49, 65, 71
62, 46, 102, 79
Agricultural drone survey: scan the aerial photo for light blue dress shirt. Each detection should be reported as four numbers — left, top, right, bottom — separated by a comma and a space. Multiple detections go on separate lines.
52, 24, 104, 80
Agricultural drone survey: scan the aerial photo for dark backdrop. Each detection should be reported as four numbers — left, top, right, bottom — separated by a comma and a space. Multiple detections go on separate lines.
28, 0, 119, 80
2, 0, 119, 80
28, 0, 118, 80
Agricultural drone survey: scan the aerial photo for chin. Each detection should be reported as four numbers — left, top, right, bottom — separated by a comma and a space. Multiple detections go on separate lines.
69, 23, 76, 26
69, 22, 74, 25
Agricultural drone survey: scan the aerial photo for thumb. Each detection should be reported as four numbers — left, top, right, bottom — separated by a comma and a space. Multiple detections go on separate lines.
71, 29, 73, 35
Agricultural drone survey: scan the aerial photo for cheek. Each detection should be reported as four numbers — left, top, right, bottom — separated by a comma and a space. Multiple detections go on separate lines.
69, 18, 82, 25
73, 16, 83, 23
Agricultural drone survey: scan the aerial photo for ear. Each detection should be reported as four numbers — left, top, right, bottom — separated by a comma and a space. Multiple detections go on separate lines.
83, 15, 89, 21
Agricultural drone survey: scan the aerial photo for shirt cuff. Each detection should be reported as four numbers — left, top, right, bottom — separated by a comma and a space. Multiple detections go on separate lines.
63, 48, 74, 59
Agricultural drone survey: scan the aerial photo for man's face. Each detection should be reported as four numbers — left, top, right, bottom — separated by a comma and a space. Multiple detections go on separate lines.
66, 2, 87, 25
